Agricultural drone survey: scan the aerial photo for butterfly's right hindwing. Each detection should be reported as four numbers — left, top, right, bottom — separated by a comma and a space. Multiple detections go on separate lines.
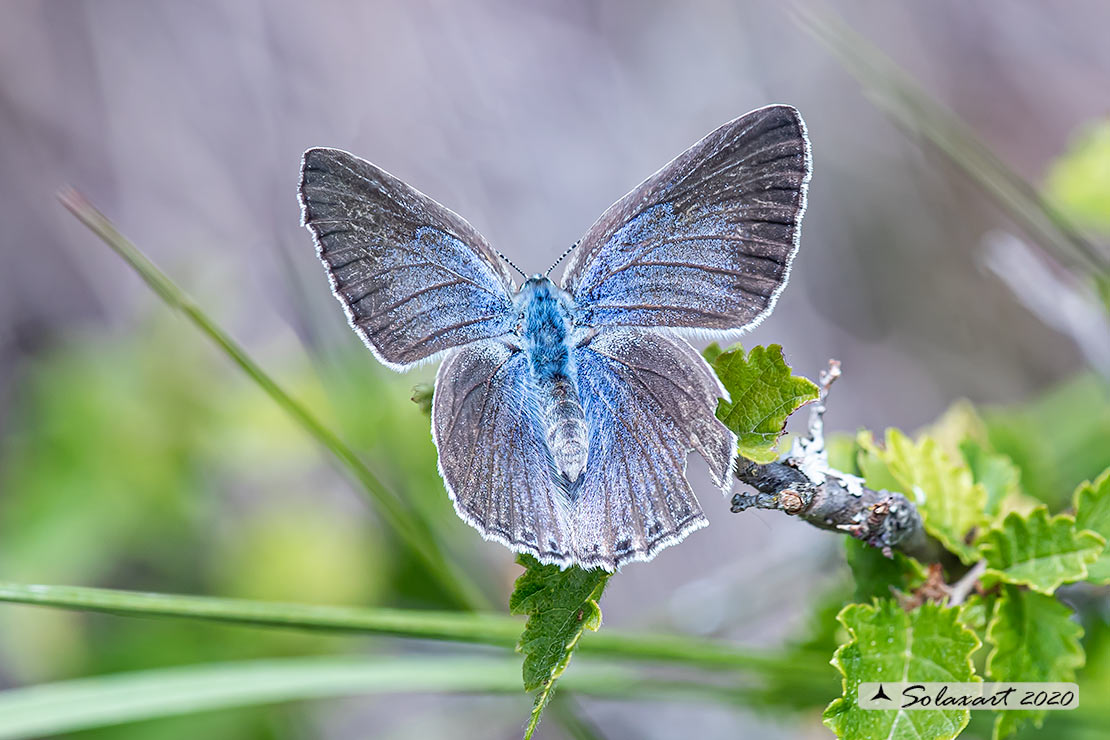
570, 328, 737, 569
432, 340, 577, 565
300, 148, 516, 369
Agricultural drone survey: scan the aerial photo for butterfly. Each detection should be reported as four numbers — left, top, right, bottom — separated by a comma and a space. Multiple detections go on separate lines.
298, 105, 811, 570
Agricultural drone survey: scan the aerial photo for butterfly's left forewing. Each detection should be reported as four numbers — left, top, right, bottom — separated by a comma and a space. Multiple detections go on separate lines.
300, 148, 516, 369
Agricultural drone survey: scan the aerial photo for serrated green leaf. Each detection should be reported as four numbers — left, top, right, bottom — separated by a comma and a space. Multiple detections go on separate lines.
979, 507, 1104, 593
956, 594, 989, 637
919, 400, 1035, 519
843, 538, 927, 602
823, 600, 980, 740
509, 554, 611, 739
1073, 469, 1110, 583
959, 440, 1025, 519
921, 399, 989, 461
705, 344, 818, 464
986, 585, 1085, 739
858, 430, 987, 563
701, 341, 725, 365
856, 431, 903, 494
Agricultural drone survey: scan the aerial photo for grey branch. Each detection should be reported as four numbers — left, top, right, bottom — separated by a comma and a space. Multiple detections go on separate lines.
730, 360, 929, 558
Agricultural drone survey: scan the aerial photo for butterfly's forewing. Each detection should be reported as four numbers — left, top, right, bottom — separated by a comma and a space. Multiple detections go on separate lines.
562, 105, 810, 337
300, 148, 516, 369
571, 329, 737, 569
432, 340, 577, 564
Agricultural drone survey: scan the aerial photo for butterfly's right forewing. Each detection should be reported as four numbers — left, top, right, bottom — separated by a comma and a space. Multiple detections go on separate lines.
563, 105, 810, 338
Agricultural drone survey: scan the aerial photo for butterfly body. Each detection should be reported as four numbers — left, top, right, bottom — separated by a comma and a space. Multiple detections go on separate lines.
516, 275, 589, 489
300, 105, 811, 570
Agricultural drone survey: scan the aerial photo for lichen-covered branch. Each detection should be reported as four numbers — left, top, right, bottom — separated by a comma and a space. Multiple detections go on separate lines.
730, 361, 929, 558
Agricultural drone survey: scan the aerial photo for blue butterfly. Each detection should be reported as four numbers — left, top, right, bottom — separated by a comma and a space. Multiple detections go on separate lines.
299, 105, 811, 570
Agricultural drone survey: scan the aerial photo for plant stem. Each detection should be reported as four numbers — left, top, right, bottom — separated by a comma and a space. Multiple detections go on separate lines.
0, 582, 819, 677
730, 360, 930, 559
57, 188, 489, 612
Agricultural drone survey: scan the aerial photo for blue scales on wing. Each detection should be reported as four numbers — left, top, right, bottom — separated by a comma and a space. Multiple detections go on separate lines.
570, 328, 737, 569
299, 148, 516, 368
432, 330, 735, 570
562, 105, 811, 338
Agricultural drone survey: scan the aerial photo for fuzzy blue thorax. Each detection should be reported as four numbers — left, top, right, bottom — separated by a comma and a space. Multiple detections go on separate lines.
517, 276, 589, 489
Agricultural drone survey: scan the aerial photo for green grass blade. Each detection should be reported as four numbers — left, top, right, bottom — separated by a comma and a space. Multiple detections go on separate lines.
57, 188, 489, 611
0, 656, 635, 739
0, 582, 520, 644
0, 582, 819, 677
796, 9, 1110, 277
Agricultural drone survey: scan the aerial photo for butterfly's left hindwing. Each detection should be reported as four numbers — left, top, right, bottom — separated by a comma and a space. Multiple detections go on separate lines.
300, 148, 516, 369
432, 340, 577, 565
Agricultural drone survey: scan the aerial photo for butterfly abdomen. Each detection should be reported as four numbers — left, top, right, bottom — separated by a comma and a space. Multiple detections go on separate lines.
519, 276, 588, 488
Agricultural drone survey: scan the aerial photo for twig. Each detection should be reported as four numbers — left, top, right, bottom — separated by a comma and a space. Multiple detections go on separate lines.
946, 561, 987, 607
732, 360, 929, 559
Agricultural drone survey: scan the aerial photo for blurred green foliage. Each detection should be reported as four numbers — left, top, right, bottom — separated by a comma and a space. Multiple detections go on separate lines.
1044, 120, 1110, 237
0, 316, 460, 739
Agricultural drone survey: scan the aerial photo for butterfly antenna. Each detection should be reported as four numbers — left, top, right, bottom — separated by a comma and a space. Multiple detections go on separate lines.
496, 249, 528, 280
545, 241, 579, 277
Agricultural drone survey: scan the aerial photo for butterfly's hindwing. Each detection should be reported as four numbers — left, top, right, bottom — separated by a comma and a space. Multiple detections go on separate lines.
563, 105, 810, 338
431, 340, 576, 564
299, 148, 516, 368
570, 328, 738, 569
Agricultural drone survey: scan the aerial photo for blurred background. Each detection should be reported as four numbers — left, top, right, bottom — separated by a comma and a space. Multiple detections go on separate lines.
2, 1, 1109, 738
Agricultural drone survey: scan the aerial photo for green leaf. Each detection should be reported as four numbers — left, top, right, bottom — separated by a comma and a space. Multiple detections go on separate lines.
956, 594, 990, 637
509, 554, 611, 739
1044, 118, 1110, 235
858, 430, 987, 563
823, 600, 980, 740
856, 432, 904, 494
986, 585, 1085, 739
701, 342, 725, 365
1073, 469, 1110, 583
983, 374, 1110, 510
410, 383, 434, 416
705, 343, 819, 464
979, 507, 1104, 593
959, 440, 1025, 519
920, 399, 990, 460
843, 538, 926, 602
826, 432, 863, 476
